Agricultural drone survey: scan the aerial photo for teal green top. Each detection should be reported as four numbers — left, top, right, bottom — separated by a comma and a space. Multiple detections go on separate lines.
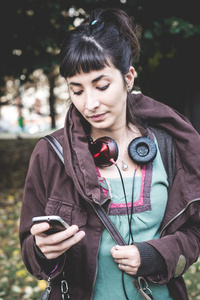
93, 139, 173, 300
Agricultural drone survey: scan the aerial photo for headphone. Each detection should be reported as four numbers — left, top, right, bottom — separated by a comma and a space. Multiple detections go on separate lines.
88, 136, 157, 166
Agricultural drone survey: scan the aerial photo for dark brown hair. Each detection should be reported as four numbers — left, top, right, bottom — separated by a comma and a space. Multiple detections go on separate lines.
59, 8, 146, 134
59, 8, 140, 78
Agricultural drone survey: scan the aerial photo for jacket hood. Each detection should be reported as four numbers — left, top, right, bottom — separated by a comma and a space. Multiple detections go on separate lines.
63, 104, 107, 204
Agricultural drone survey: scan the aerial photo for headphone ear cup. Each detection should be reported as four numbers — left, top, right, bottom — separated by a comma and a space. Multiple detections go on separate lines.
89, 136, 118, 167
128, 137, 157, 165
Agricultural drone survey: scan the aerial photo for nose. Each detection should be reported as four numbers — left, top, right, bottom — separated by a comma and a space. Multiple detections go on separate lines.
85, 91, 100, 111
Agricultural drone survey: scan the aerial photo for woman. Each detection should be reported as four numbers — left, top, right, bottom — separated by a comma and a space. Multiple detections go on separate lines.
19, 8, 200, 300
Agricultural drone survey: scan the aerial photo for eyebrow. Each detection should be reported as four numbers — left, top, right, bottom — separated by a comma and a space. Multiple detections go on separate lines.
68, 75, 108, 86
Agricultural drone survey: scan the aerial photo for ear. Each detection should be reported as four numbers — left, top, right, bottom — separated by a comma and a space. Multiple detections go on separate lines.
125, 66, 135, 89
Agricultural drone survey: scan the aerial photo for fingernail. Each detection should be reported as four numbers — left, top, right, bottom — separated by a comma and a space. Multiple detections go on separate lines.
77, 231, 85, 238
71, 225, 79, 231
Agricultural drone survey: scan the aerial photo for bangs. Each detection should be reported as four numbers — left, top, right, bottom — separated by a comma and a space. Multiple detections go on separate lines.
60, 38, 111, 78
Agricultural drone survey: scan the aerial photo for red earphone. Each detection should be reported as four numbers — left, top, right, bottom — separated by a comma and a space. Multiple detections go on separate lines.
88, 136, 119, 167
88, 136, 157, 166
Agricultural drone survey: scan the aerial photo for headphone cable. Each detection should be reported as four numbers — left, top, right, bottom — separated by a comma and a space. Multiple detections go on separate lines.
114, 162, 138, 300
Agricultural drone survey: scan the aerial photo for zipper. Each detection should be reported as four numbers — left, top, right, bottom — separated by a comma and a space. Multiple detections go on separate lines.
160, 197, 200, 237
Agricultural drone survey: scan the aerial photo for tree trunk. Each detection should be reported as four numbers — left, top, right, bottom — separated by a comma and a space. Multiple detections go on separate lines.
47, 72, 56, 129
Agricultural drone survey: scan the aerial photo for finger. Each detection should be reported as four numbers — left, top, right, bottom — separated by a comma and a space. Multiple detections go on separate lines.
47, 229, 85, 250
115, 258, 133, 269
44, 251, 65, 260
110, 245, 123, 253
118, 263, 137, 275
115, 258, 129, 266
30, 222, 50, 235
48, 231, 85, 256
36, 225, 80, 247
110, 244, 131, 255
111, 247, 126, 259
111, 244, 138, 260
40, 230, 85, 259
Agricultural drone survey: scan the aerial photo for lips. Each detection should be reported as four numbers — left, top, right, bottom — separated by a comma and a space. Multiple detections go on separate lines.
89, 113, 106, 121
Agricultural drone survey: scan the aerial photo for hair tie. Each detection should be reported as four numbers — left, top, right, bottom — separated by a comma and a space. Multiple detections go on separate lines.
89, 20, 104, 34
91, 20, 98, 25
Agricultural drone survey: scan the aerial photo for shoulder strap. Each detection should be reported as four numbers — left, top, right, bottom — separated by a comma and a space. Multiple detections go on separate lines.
42, 135, 126, 246
150, 127, 176, 190
43, 135, 64, 163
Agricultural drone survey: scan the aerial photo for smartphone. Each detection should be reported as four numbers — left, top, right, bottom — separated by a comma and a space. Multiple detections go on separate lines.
32, 215, 70, 235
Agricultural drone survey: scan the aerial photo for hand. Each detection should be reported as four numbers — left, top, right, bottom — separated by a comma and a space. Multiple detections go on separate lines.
110, 244, 141, 275
30, 222, 85, 259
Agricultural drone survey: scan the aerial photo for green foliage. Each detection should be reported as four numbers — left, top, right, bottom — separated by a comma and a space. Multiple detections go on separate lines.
143, 17, 200, 40
0, 138, 38, 191
165, 18, 200, 38
0, 189, 47, 300
1, 0, 200, 126
1, 0, 199, 84
184, 259, 200, 299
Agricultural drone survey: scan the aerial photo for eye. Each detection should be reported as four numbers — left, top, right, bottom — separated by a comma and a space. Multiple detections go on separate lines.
97, 84, 110, 91
73, 90, 83, 95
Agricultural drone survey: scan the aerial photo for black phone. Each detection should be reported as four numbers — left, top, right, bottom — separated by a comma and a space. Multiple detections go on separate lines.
32, 215, 70, 235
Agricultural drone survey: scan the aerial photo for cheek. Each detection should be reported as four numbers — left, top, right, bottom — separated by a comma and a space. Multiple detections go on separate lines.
111, 89, 127, 109
70, 96, 84, 112
73, 102, 84, 114
110, 82, 127, 100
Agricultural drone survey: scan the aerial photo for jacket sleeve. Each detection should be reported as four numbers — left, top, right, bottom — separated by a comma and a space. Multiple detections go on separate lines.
135, 242, 167, 278
19, 139, 66, 280
149, 125, 200, 284
146, 205, 200, 284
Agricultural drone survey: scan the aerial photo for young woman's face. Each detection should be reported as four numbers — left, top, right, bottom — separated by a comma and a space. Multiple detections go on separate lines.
67, 65, 134, 133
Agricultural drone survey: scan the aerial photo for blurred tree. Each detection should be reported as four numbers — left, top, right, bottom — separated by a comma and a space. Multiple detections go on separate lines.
0, 0, 72, 128
132, 0, 200, 131
0, 0, 200, 130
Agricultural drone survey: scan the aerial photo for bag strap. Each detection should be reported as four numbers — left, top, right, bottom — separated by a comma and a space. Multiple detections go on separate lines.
43, 135, 126, 246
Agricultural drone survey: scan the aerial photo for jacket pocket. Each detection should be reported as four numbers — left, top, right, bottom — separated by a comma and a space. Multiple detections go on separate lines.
45, 198, 87, 228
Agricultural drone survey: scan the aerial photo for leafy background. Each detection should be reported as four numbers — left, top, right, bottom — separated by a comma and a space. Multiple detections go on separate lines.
0, 1, 200, 298
1, 0, 200, 132
0, 138, 47, 299
0, 138, 200, 299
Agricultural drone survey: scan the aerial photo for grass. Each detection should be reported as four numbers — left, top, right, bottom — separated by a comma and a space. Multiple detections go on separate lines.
0, 189, 46, 300
0, 138, 46, 299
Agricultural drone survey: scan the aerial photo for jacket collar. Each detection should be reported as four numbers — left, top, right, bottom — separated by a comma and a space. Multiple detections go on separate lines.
63, 104, 108, 205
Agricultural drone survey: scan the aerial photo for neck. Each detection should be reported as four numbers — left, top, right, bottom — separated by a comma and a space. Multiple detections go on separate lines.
91, 125, 128, 145
91, 123, 140, 145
